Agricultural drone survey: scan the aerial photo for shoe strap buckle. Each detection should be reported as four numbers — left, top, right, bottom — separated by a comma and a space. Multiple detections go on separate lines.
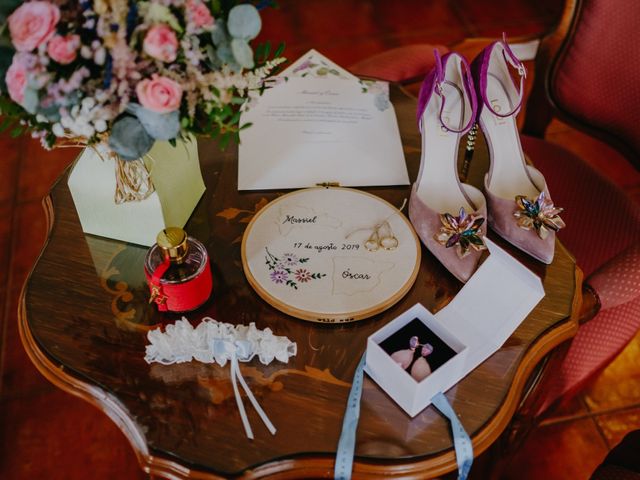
434, 80, 444, 96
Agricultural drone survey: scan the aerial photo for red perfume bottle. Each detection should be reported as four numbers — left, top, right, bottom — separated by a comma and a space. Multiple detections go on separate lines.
144, 227, 212, 312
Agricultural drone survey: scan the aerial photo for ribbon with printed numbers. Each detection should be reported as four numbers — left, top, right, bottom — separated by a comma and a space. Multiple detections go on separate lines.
335, 354, 473, 480
334, 354, 365, 480
431, 391, 473, 480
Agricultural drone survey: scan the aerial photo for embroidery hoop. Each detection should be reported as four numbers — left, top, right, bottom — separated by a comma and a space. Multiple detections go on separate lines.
241, 187, 420, 323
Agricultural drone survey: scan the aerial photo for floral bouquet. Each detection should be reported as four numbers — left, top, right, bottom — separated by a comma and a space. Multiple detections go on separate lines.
0, 0, 284, 173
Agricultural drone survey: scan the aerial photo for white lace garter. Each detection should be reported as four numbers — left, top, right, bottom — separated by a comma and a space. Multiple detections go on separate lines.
145, 317, 297, 439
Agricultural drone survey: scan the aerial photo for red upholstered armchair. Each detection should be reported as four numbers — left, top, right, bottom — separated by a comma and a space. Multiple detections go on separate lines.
517, 0, 640, 415
350, 0, 640, 421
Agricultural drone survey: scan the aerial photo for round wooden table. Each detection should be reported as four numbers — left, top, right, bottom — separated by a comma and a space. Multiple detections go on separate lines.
19, 86, 581, 479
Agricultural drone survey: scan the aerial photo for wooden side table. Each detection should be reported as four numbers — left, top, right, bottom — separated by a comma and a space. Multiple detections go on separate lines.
19, 86, 581, 479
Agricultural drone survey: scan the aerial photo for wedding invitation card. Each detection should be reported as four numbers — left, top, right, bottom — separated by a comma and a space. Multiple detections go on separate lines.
238, 50, 409, 190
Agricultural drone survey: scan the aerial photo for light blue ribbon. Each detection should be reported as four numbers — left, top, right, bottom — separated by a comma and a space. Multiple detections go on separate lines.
335, 354, 473, 480
334, 354, 365, 480
431, 392, 473, 480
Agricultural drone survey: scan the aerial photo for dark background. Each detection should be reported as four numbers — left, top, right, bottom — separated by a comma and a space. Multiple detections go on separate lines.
378, 317, 457, 374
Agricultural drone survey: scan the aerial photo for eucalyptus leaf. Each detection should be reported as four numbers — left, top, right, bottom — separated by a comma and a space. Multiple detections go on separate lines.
125, 102, 141, 115
216, 43, 240, 71
135, 107, 181, 140
37, 103, 61, 122
211, 20, 228, 47
227, 4, 261, 41
109, 116, 155, 160
216, 43, 234, 63
22, 87, 39, 114
231, 38, 254, 69
205, 44, 221, 68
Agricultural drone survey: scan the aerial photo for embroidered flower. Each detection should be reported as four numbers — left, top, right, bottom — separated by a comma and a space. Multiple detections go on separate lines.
514, 191, 565, 240
269, 270, 287, 284
294, 269, 311, 283
264, 248, 324, 290
434, 207, 486, 259
282, 253, 298, 266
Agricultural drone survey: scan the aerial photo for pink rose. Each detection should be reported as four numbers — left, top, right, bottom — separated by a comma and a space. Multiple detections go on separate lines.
5, 55, 29, 104
136, 76, 183, 113
8, 1, 60, 53
47, 34, 80, 65
186, 0, 215, 30
143, 24, 179, 63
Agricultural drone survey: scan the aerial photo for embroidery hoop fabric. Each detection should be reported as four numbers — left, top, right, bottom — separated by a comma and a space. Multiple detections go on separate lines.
241, 188, 421, 323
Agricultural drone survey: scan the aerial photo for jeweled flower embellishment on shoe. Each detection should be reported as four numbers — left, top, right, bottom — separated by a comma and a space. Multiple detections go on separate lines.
514, 192, 565, 240
434, 207, 487, 259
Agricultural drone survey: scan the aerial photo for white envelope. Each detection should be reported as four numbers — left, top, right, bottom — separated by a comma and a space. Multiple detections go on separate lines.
238, 50, 409, 191
280, 48, 358, 80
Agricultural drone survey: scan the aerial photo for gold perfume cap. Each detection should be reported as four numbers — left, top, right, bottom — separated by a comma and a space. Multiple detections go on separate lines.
156, 227, 189, 264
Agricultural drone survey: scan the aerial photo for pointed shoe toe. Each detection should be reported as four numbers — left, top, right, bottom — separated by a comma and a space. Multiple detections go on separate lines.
484, 167, 562, 265
409, 185, 488, 283
471, 35, 566, 265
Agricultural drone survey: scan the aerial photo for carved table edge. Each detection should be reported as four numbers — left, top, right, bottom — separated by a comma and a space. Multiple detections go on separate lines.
18, 193, 582, 479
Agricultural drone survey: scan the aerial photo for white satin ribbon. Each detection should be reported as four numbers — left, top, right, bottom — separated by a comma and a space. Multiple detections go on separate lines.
214, 339, 277, 440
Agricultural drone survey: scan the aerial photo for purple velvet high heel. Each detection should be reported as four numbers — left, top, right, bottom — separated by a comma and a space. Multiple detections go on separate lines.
471, 35, 565, 264
408, 51, 488, 283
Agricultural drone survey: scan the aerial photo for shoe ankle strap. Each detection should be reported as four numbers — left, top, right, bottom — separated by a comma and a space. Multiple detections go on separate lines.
423, 50, 476, 134
482, 33, 527, 118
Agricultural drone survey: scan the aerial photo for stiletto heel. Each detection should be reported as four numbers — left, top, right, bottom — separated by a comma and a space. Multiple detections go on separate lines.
460, 123, 478, 183
409, 51, 488, 283
471, 34, 565, 264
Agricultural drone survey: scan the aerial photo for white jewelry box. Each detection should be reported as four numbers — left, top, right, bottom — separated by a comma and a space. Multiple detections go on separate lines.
366, 303, 467, 417
365, 239, 545, 417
